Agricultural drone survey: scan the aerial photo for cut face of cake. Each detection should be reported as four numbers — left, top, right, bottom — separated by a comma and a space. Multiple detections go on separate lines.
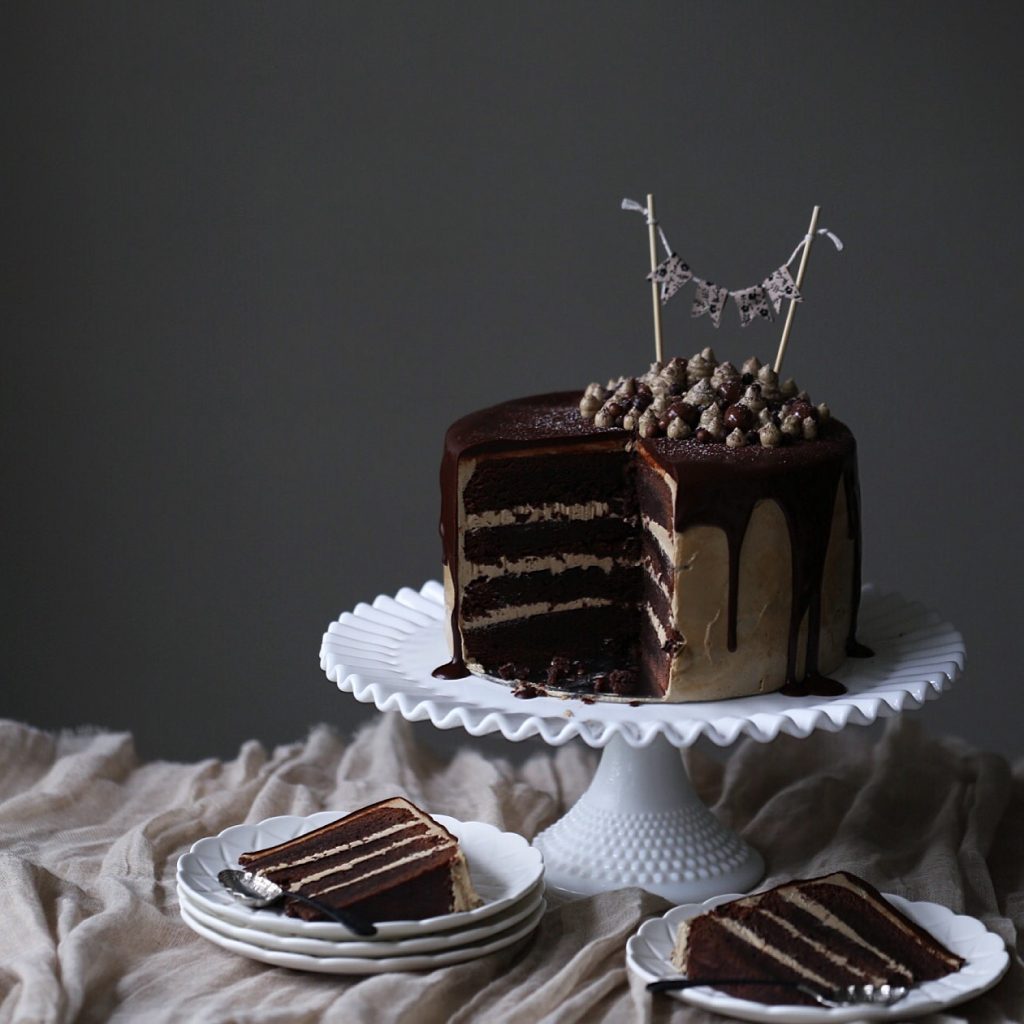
237, 797, 482, 922
670, 871, 964, 1005
437, 353, 869, 702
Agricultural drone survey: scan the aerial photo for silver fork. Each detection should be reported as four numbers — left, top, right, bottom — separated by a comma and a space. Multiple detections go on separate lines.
647, 977, 909, 1007
808, 983, 909, 1008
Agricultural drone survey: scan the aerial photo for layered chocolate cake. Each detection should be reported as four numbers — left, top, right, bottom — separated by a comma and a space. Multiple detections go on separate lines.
670, 871, 964, 1005
437, 351, 870, 701
238, 797, 482, 922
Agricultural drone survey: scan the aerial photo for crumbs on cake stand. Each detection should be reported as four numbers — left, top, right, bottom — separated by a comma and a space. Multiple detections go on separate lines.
511, 682, 548, 699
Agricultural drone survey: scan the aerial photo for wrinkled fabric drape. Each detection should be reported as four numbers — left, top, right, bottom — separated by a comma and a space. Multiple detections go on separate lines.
0, 714, 1020, 1023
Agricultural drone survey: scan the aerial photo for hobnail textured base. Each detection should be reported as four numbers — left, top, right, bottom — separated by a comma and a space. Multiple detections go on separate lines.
533, 735, 764, 903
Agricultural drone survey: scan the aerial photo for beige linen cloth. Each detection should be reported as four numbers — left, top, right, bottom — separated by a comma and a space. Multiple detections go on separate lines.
1, 713, 1021, 1023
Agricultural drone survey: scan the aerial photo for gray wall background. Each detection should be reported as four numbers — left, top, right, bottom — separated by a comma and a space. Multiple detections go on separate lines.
5, 2, 1023, 762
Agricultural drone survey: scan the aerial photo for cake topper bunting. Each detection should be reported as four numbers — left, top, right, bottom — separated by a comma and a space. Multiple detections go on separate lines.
621, 198, 842, 347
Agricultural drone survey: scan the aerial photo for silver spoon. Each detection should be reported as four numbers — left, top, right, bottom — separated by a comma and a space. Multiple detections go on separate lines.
217, 868, 377, 936
647, 977, 909, 1007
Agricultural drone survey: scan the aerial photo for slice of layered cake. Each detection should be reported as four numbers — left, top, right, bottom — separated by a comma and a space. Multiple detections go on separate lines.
237, 797, 483, 922
671, 871, 964, 1005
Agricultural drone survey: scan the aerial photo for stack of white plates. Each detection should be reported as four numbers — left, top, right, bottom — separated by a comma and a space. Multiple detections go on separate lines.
176, 811, 545, 974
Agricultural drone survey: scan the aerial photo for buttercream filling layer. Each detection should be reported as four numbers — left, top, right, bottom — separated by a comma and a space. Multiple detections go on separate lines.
641, 514, 675, 567
644, 601, 671, 648
464, 500, 612, 529
461, 596, 618, 627
463, 553, 620, 580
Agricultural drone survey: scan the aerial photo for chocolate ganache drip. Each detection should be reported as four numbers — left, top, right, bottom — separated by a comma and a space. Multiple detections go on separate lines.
638, 427, 863, 696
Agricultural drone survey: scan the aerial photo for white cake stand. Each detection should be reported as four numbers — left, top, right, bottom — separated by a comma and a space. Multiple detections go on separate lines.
319, 581, 963, 905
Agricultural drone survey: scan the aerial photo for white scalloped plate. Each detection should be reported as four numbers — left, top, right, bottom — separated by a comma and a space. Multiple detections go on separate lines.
177, 879, 545, 957
319, 582, 963, 749
176, 812, 543, 940
626, 892, 1009, 1022
180, 897, 545, 975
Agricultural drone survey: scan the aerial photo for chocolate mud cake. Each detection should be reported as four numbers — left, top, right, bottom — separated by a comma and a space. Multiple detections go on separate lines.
437, 351, 870, 701
670, 871, 964, 1005
238, 797, 482, 922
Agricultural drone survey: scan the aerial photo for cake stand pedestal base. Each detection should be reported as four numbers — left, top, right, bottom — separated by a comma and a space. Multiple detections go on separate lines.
532, 734, 764, 904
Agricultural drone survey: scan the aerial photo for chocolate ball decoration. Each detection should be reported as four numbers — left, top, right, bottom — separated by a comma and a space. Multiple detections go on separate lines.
787, 400, 817, 423
668, 401, 699, 425
723, 403, 753, 432
718, 380, 743, 405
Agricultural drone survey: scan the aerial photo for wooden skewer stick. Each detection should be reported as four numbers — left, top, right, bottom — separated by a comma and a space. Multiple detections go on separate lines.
774, 205, 820, 375
646, 193, 664, 365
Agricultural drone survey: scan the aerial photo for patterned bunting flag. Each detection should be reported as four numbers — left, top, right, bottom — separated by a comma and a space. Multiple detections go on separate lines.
733, 285, 774, 326
763, 265, 801, 314
622, 197, 839, 332
691, 281, 729, 327
647, 253, 692, 304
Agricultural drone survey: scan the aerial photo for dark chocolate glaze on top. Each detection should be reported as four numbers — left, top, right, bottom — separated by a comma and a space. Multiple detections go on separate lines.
436, 391, 868, 694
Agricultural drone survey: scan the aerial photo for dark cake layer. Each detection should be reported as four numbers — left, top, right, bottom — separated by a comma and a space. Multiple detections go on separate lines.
302, 844, 456, 914
313, 861, 455, 923
460, 564, 638, 620
461, 604, 643, 689
634, 455, 674, 530
463, 448, 632, 512
463, 518, 637, 563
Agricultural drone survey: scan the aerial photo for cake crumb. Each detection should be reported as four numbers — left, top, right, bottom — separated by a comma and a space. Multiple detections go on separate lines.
512, 682, 547, 699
